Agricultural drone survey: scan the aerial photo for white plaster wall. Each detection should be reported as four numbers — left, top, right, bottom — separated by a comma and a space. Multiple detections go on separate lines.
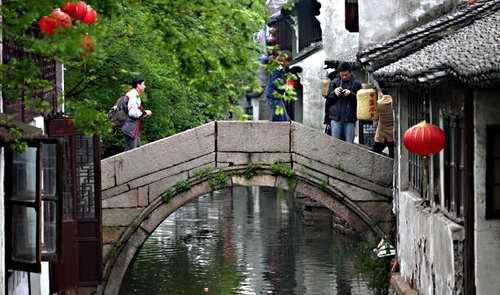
474, 90, 500, 295
358, 0, 462, 50
294, 49, 326, 130
398, 191, 462, 295
317, 0, 358, 62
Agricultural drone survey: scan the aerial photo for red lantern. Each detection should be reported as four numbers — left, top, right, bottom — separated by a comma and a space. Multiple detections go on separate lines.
74, 1, 88, 20
61, 2, 77, 17
403, 121, 445, 156
82, 6, 96, 25
38, 16, 59, 35
287, 79, 297, 89
80, 34, 96, 59
51, 9, 72, 29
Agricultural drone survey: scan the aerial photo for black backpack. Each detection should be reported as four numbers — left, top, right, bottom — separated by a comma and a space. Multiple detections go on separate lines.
107, 95, 129, 127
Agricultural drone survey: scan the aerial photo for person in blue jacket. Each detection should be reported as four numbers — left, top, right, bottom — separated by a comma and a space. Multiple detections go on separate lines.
265, 50, 293, 122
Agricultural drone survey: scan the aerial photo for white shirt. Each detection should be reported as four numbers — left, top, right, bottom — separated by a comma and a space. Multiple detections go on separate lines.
126, 88, 143, 119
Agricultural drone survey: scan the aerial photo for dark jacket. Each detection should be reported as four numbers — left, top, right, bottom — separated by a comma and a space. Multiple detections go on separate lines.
265, 68, 289, 121
325, 76, 362, 123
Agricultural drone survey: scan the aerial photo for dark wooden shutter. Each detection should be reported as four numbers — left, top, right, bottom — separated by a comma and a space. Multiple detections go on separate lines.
49, 119, 80, 293
276, 18, 294, 53
297, 0, 322, 51
345, 0, 359, 32
75, 135, 102, 286
48, 119, 103, 290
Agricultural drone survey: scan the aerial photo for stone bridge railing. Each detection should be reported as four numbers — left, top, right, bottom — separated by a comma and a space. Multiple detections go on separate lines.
98, 121, 393, 295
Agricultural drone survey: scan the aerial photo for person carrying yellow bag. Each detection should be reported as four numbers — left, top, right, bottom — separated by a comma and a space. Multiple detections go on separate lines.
372, 93, 394, 158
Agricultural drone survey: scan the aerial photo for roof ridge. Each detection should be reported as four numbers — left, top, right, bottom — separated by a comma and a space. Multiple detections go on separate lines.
358, 0, 500, 68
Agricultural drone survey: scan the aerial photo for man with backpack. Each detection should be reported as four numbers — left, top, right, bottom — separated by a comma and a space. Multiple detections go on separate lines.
119, 78, 152, 151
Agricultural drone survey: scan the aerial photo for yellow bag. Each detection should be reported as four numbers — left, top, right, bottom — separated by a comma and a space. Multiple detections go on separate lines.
321, 79, 330, 97
356, 84, 378, 121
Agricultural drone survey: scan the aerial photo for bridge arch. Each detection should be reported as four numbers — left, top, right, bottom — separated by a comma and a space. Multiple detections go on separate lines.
98, 121, 393, 295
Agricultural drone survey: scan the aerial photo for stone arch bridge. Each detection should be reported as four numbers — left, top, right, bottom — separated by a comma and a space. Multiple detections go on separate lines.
97, 121, 393, 295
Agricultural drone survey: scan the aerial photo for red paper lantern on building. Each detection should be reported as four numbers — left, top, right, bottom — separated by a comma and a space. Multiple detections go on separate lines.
403, 121, 445, 156
286, 79, 298, 89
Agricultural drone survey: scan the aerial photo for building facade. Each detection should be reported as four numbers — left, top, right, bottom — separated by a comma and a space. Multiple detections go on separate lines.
358, 0, 500, 293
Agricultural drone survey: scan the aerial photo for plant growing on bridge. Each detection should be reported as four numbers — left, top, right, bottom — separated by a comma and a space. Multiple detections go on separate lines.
271, 161, 297, 188
161, 190, 173, 204
174, 179, 192, 193
194, 167, 215, 179
208, 170, 229, 190
243, 164, 257, 179
271, 161, 295, 179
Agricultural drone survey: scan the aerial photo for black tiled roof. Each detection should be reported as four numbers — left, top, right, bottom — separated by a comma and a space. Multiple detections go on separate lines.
373, 9, 500, 87
358, 0, 500, 71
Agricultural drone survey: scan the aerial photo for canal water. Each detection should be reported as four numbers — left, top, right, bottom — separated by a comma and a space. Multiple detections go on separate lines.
120, 187, 374, 295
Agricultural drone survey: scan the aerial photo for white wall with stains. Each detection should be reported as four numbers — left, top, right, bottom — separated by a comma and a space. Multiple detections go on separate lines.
358, 0, 462, 50
473, 90, 500, 295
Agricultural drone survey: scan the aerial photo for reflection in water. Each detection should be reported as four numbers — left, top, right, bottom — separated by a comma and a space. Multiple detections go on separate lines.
120, 187, 372, 295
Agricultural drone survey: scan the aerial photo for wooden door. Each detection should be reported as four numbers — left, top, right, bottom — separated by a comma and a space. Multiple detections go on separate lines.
75, 135, 102, 286
463, 92, 475, 294
49, 120, 80, 293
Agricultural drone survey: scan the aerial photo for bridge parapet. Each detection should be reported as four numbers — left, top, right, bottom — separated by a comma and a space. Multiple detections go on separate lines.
98, 121, 394, 295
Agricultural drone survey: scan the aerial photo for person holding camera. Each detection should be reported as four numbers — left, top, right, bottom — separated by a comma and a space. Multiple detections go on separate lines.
325, 62, 362, 143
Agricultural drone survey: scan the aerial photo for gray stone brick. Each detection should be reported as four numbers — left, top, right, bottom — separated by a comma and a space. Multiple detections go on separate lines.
148, 172, 188, 202
113, 122, 215, 185
217, 121, 290, 152
291, 122, 393, 187
101, 158, 115, 190
102, 208, 142, 226
102, 189, 138, 208
217, 152, 290, 166
128, 153, 215, 189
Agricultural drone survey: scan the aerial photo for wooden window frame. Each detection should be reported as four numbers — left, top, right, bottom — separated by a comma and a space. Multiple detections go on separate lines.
486, 125, 500, 219
4, 138, 63, 273
345, 0, 359, 33
407, 91, 429, 197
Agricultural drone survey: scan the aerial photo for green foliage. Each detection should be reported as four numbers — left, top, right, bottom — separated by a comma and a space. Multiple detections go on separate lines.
2, 0, 269, 156
271, 161, 295, 179
282, 0, 298, 11
243, 164, 257, 179
357, 243, 391, 294
174, 179, 192, 193
194, 167, 215, 179
208, 170, 229, 190
162, 190, 173, 204
7, 128, 28, 153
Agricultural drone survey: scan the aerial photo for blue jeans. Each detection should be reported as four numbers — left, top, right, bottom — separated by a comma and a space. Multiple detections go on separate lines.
124, 134, 140, 151
331, 120, 355, 143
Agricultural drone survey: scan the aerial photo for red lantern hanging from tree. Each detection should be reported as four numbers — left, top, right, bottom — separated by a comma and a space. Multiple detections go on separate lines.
61, 2, 77, 17
38, 16, 59, 35
74, 1, 89, 20
82, 6, 97, 25
51, 9, 72, 29
403, 120, 445, 156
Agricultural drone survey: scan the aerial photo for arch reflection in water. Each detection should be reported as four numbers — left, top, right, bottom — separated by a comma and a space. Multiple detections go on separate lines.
120, 186, 372, 295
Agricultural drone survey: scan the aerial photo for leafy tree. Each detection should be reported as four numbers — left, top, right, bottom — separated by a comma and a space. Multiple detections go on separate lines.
1, 0, 268, 156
